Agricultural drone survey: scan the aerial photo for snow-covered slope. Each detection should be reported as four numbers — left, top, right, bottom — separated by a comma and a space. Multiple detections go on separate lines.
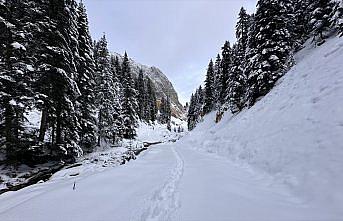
180, 36, 343, 210
113, 52, 185, 118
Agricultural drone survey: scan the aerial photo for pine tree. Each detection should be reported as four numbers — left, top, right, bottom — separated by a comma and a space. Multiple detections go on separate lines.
227, 44, 246, 113
187, 88, 204, 131
246, 0, 293, 106
219, 41, 233, 105
94, 35, 119, 146
203, 59, 215, 114
213, 54, 222, 109
292, 0, 312, 49
121, 52, 138, 139
136, 69, 145, 120
226, 8, 251, 113
22, 0, 82, 161
166, 96, 171, 131
236, 7, 250, 54
159, 96, 167, 124
159, 95, 171, 130
110, 56, 124, 143
75, 1, 97, 151
0, 0, 35, 161
331, 0, 343, 37
146, 77, 157, 122
309, 0, 335, 44
187, 93, 196, 131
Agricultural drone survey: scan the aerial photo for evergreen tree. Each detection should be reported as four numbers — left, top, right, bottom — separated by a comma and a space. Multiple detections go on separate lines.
292, 0, 312, 49
188, 86, 206, 131
227, 44, 246, 113
159, 95, 171, 129
0, 0, 35, 161
187, 93, 196, 131
93, 35, 119, 146
121, 52, 138, 139
213, 54, 222, 108
75, 1, 97, 151
109, 55, 124, 143
309, 0, 335, 44
203, 59, 215, 114
236, 7, 250, 54
331, 0, 343, 37
226, 8, 251, 113
220, 41, 233, 105
34, 0, 82, 161
136, 69, 145, 120
246, 0, 293, 106
146, 77, 157, 122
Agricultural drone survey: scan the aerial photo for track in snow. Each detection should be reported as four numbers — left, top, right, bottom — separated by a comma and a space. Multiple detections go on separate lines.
137, 146, 184, 221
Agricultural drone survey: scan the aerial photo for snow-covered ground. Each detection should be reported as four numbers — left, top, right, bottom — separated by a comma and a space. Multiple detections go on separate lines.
0, 121, 185, 193
0, 37, 342, 220
181, 36, 343, 214
0, 143, 340, 220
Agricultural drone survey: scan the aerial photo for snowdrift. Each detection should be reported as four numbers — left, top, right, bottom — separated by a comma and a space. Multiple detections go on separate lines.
180, 36, 343, 209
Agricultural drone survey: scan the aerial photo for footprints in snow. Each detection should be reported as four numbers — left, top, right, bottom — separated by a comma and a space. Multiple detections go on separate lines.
137, 146, 184, 221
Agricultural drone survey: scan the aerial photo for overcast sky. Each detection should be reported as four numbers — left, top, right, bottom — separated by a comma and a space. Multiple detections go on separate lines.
84, 0, 256, 104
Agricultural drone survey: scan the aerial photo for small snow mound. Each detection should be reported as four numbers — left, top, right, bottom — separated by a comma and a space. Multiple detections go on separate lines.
11, 42, 26, 51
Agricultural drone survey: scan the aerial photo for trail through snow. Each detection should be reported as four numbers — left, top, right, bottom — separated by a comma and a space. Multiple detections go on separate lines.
0, 143, 339, 220
136, 146, 184, 221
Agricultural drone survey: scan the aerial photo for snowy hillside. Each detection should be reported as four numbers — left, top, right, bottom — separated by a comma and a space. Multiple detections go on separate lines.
180, 36, 343, 211
113, 52, 185, 118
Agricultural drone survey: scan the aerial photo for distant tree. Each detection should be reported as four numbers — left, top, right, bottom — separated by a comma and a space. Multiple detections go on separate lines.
136, 69, 145, 120
213, 54, 222, 109
203, 59, 215, 114
220, 41, 233, 105
159, 96, 171, 127
146, 77, 158, 122
121, 52, 138, 139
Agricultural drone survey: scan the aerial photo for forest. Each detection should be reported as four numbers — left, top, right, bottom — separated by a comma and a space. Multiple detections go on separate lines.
0, 0, 172, 165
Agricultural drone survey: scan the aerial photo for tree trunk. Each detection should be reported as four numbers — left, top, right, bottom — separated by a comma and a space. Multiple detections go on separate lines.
39, 108, 48, 142
97, 109, 102, 147
4, 102, 14, 157
55, 106, 62, 145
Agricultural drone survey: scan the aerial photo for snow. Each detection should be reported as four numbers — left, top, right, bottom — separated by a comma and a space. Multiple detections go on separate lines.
0, 144, 339, 220
11, 42, 26, 51
181, 36, 343, 213
0, 37, 342, 220
24, 109, 41, 130
135, 119, 186, 143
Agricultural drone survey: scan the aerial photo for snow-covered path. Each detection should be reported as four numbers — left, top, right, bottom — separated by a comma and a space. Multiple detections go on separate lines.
0, 143, 338, 220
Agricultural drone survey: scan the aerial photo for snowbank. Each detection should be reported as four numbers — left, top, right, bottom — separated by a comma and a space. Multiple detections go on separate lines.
135, 119, 186, 143
180, 36, 343, 210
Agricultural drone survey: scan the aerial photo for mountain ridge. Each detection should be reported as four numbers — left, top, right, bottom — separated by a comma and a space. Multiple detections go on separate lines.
112, 52, 185, 119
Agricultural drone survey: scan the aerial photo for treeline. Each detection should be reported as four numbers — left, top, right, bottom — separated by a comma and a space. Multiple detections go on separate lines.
188, 0, 343, 130
0, 0, 166, 165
